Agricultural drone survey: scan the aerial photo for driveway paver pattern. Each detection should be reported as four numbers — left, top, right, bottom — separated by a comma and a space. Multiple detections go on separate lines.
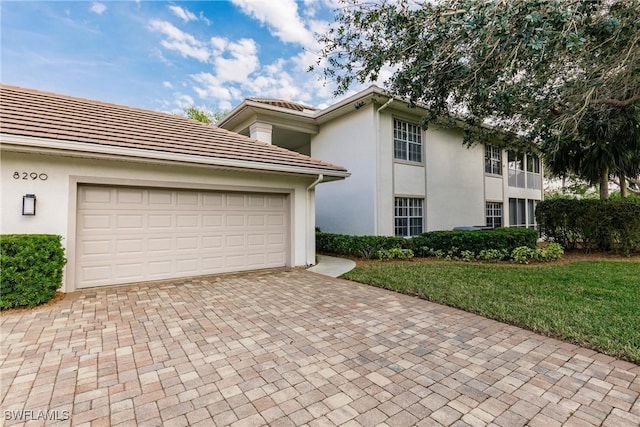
1, 269, 639, 426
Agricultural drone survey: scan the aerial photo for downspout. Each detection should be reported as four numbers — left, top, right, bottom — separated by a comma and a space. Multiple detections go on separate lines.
307, 174, 324, 191
307, 174, 324, 266
375, 98, 394, 235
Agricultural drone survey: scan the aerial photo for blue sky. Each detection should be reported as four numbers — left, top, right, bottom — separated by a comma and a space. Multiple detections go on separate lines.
1, 0, 374, 114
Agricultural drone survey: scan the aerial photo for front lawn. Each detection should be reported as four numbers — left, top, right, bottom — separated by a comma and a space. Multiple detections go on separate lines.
342, 260, 640, 363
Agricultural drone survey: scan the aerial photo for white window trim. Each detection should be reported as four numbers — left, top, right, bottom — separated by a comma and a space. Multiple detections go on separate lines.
394, 197, 424, 237
393, 118, 423, 164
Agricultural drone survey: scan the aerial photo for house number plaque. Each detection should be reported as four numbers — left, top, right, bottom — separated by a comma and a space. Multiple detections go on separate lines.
12, 172, 48, 181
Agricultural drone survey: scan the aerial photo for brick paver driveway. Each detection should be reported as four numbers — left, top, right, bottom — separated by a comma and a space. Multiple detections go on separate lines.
1, 270, 639, 426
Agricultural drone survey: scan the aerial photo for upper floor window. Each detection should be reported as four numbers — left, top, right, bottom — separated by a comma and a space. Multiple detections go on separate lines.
526, 154, 541, 190
485, 145, 502, 175
394, 119, 422, 163
508, 151, 541, 189
508, 151, 525, 188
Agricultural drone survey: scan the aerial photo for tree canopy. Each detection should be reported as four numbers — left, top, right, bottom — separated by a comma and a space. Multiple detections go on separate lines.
316, 0, 640, 197
184, 106, 227, 125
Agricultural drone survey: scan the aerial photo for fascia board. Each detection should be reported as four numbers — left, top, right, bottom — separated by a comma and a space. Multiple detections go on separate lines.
0, 134, 350, 180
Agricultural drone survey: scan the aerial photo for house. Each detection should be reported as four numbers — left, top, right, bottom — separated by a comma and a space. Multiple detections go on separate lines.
218, 85, 544, 237
0, 85, 349, 292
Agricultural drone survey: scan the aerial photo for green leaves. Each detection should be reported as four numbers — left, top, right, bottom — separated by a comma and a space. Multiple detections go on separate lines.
317, 0, 640, 195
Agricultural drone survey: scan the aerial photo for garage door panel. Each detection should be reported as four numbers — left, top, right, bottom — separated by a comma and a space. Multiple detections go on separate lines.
148, 214, 173, 228
117, 189, 144, 204
247, 234, 266, 246
148, 190, 172, 205
148, 237, 173, 252
225, 234, 245, 247
81, 239, 112, 256
81, 187, 112, 204
116, 215, 144, 229
176, 215, 198, 228
177, 192, 199, 205
227, 194, 245, 207
81, 214, 112, 230
116, 239, 144, 254
203, 194, 223, 207
203, 215, 223, 228
77, 186, 288, 288
80, 265, 112, 284
226, 215, 245, 227
268, 215, 285, 226
202, 235, 223, 249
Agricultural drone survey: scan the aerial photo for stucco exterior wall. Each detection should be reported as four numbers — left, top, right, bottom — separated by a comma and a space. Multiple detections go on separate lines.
1, 150, 316, 291
485, 175, 504, 201
425, 126, 485, 230
311, 106, 377, 235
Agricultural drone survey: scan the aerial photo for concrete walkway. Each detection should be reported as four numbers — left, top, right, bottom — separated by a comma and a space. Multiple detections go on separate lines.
307, 254, 356, 277
1, 270, 639, 426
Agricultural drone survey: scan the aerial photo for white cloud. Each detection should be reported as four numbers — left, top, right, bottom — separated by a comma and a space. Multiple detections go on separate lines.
89, 2, 106, 15
163, 81, 173, 89
191, 73, 233, 100
173, 93, 195, 109
230, 0, 316, 48
149, 20, 210, 62
168, 5, 197, 22
214, 38, 259, 84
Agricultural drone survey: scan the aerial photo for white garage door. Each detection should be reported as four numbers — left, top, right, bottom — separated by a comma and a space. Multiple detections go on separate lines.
76, 185, 288, 288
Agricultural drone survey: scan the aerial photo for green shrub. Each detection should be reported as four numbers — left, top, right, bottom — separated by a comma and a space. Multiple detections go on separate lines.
317, 228, 537, 260
1, 235, 67, 309
511, 243, 565, 264
477, 248, 509, 262
408, 228, 537, 258
537, 198, 640, 253
376, 248, 414, 260
316, 232, 406, 258
511, 246, 535, 264
460, 250, 476, 262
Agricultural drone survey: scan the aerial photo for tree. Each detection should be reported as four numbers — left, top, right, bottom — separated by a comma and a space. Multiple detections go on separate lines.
315, 0, 640, 198
184, 106, 227, 125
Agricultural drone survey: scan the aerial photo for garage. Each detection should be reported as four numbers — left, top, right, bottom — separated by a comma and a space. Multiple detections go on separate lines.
76, 185, 289, 288
1, 84, 349, 292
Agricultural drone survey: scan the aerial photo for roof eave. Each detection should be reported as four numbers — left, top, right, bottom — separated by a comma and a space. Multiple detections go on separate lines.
0, 134, 350, 181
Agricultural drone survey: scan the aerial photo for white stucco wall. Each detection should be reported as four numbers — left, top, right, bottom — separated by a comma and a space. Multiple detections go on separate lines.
485, 175, 504, 202
425, 126, 485, 230
311, 106, 377, 235
394, 163, 426, 196
1, 150, 317, 291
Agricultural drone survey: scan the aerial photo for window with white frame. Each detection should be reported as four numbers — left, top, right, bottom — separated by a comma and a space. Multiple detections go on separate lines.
395, 197, 424, 237
486, 202, 503, 228
526, 154, 541, 190
527, 199, 538, 228
394, 119, 422, 163
509, 151, 541, 189
484, 145, 502, 175
509, 198, 527, 227
508, 151, 525, 188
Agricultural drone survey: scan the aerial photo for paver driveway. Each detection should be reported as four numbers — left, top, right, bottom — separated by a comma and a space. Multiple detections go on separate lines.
1, 269, 639, 426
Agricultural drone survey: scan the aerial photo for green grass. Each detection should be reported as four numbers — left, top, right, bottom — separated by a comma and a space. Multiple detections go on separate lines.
343, 260, 640, 363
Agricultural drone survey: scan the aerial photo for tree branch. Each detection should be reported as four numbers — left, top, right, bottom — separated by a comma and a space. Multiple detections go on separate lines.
591, 94, 640, 108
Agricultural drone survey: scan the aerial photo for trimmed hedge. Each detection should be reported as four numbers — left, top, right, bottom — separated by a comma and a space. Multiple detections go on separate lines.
1, 235, 67, 309
316, 227, 538, 259
408, 228, 538, 258
316, 233, 405, 258
536, 198, 640, 253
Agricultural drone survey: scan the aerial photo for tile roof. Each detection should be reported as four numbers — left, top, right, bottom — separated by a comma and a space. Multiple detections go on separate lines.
246, 97, 317, 112
0, 85, 346, 174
